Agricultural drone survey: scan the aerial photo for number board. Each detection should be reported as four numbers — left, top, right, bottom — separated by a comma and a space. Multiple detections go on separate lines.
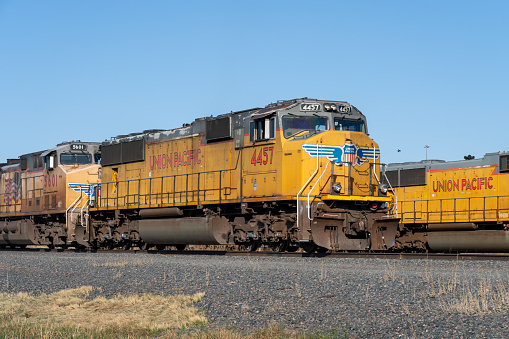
300, 103, 321, 111
71, 144, 87, 151
338, 105, 352, 113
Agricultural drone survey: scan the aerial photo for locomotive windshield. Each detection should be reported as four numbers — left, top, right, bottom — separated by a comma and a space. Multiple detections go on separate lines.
60, 153, 92, 165
282, 116, 328, 139
334, 118, 365, 133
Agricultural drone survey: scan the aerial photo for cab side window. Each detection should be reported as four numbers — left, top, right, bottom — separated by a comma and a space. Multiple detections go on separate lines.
250, 117, 275, 142
45, 152, 56, 170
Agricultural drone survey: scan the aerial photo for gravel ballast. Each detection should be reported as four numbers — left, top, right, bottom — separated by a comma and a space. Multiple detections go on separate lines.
1, 251, 508, 338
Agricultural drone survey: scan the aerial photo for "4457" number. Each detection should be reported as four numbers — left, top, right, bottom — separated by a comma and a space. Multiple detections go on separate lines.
251, 147, 274, 166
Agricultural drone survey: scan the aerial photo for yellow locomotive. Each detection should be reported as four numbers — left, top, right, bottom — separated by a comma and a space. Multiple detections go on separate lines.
92, 98, 398, 251
386, 152, 509, 251
0, 142, 101, 248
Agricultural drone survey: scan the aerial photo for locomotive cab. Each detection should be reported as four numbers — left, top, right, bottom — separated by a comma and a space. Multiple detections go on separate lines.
245, 99, 386, 199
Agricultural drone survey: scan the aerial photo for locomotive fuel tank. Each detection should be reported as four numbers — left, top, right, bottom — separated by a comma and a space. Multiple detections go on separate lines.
138, 215, 230, 245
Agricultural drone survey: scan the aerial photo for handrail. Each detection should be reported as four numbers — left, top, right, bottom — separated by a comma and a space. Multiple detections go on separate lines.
80, 197, 90, 227
398, 194, 509, 223
297, 143, 321, 230
97, 166, 239, 210
381, 164, 398, 217
307, 160, 332, 221
66, 192, 83, 231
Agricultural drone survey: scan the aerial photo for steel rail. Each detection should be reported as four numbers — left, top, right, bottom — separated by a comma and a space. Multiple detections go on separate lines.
4, 248, 509, 261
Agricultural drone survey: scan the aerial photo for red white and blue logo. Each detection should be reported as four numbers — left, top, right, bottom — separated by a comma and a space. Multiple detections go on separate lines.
301, 142, 380, 166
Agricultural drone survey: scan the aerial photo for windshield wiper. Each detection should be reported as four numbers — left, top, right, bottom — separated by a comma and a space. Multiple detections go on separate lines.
287, 130, 310, 139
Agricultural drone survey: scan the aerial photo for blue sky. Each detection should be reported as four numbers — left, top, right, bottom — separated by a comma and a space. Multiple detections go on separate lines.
0, 0, 507, 164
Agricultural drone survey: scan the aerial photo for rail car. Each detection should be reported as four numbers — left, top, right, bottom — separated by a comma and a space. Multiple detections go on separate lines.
386, 152, 509, 252
0, 142, 101, 248
1, 98, 399, 252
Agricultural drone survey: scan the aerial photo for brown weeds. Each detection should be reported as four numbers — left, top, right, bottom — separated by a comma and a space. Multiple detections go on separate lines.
0, 286, 206, 334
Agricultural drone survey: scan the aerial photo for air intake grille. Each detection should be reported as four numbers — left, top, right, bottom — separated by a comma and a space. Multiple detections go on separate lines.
500, 155, 509, 173
102, 139, 145, 166
384, 167, 426, 187
206, 117, 231, 141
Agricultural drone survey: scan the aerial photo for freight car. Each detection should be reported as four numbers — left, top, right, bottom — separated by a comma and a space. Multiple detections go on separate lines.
386, 152, 509, 251
1, 98, 399, 252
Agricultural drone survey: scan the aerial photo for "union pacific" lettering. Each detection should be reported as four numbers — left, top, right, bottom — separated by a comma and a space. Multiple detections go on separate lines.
432, 177, 493, 192
149, 149, 201, 170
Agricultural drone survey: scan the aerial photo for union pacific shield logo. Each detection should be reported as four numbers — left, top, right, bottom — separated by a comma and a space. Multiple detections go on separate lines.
301, 142, 380, 166
342, 143, 356, 164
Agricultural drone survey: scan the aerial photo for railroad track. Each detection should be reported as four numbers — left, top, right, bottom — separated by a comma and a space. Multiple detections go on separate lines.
4, 247, 509, 261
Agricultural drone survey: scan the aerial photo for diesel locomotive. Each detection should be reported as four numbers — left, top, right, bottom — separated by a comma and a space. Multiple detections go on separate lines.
0, 142, 101, 248
1, 98, 399, 252
386, 152, 509, 252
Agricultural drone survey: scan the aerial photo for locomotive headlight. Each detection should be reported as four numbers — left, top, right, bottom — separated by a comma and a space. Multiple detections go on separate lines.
332, 182, 342, 193
324, 103, 331, 111
378, 184, 388, 195
330, 104, 337, 111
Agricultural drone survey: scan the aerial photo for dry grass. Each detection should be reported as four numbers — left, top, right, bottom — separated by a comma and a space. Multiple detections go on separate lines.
0, 287, 347, 338
0, 286, 206, 338
440, 276, 509, 315
92, 256, 154, 267
419, 261, 509, 315
173, 326, 349, 338
383, 260, 396, 282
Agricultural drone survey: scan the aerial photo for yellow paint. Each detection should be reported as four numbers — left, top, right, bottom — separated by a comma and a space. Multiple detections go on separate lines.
61, 164, 101, 212
0, 163, 101, 217
391, 164, 509, 223
97, 129, 392, 211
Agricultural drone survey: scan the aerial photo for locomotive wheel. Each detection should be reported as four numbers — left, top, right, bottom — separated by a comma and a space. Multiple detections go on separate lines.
301, 242, 317, 253
175, 244, 186, 252
286, 243, 299, 252
271, 241, 287, 252
244, 241, 258, 252
316, 246, 328, 253
122, 241, 131, 250
46, 238, 55, 249
74, 244, 86, 251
